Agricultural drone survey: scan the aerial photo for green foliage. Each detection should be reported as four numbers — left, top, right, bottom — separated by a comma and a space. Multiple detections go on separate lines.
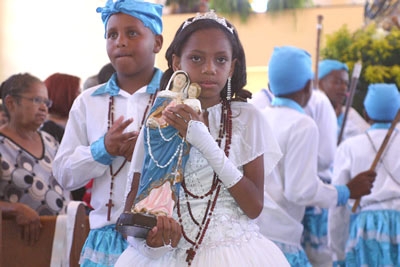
209, 0, 252, 21
321, 24, 400, 113
267, 0, 313, 12
165, 0, 251, 21
165, 0, 312, 21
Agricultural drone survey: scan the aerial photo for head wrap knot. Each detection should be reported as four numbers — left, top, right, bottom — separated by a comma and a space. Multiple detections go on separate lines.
318, 59, 348, 80
364, 83, 400, 121
97, 0, 163, 36
268, 46, 313, 96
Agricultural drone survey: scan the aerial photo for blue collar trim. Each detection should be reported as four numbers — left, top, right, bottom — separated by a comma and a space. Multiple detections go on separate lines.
91, 68, 162, 96
271, 97, 305, 114
369, 122, 392, 130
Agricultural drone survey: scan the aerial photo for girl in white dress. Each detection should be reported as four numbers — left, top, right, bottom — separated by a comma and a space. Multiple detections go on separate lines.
117, 10, 289, 267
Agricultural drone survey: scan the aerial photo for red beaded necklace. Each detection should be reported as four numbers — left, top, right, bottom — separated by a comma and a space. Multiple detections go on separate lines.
177, 99, 232, 265
106, 94, 155, 221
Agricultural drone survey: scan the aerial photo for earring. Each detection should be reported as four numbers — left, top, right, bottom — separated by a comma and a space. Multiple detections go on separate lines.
227, 77, 232, 101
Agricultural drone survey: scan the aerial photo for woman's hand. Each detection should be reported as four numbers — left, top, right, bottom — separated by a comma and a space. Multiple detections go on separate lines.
162, 104, 203, 138
146, 215, 181, 248
14, 203, 42, 245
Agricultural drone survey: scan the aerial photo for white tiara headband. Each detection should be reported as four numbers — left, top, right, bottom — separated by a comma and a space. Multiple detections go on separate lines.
181, 10, 234, 34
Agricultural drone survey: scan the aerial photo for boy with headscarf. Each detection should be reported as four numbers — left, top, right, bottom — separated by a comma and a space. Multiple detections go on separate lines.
53, 1, 164, 266
318, 59, 369, 141
328, 83, 400, 266
300, 66, 340, 266
301, 59, 370, 266
256, 45, 376, 267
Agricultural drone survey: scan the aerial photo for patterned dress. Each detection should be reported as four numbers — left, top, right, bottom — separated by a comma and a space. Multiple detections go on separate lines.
0, 131, 69, 215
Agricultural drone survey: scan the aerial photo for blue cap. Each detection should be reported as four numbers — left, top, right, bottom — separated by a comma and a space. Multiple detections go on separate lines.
364, 83, 400, 121
268, 46, 313, 96
97, 0, 163, 36
318, 59, 348, 80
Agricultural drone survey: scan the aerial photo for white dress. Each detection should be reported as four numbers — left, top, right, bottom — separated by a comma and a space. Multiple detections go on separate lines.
117, 102, 289, 267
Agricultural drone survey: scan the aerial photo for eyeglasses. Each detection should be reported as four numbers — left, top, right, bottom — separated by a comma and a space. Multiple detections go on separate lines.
13, 95, 53, 108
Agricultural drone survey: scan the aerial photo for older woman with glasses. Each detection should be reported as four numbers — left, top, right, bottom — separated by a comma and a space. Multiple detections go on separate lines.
0, 73, 70, 245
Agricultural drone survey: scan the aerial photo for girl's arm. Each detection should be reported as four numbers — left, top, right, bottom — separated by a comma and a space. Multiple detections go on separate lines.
162, 104, 265, 218
227, 155, 264, 218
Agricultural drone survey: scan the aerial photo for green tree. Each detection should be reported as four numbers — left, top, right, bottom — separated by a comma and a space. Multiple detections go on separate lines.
321, 24, 400, 113
267, 0, 313, 12
166, 0, 312, 20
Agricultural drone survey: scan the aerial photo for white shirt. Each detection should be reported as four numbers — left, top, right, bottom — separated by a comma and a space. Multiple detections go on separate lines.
248, 88, 273, 109
338, 107, 370, 143
304, 89, 337, 182
53, 80, 158, 229
328, 127, 400, 261
257, 104, 339, 247
252, 89, 337, 182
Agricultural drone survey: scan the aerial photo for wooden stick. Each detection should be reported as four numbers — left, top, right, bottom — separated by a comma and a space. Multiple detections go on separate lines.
314, 15, 324, 89
337, 61, 362, 145
352, 108, 400, 212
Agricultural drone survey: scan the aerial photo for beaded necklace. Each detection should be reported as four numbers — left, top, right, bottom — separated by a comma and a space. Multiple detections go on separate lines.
177, 99, 232, 266
106, 94, 155, 221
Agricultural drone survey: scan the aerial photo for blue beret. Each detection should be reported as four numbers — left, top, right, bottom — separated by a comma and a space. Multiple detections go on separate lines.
268, 46, 313, 96
364, 83, 400, 121
97, 0, 163, 36
318, 59, 348, 80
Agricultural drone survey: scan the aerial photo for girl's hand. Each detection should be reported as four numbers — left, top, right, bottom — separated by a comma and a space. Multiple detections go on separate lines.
162, 104, 203, 138
146, 215, 181, 248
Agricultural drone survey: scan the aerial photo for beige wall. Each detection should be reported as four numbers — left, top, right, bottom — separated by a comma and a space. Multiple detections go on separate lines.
0, 1, 364, 93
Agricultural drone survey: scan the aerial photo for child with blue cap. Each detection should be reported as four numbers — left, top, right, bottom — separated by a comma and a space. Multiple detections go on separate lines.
249, 51, 341, 267
301, 59, 368, 266
53, 1, 164, 266
318, 59, 369, 141
329, 83, 400, 266
256, 45, 376, 267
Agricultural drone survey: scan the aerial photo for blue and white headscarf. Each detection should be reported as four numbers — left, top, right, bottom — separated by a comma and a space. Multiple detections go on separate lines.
97, 0, 163, 36
318, 59, 348, 80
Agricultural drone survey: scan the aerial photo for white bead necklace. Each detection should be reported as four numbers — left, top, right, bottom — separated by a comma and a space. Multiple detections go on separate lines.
146, 125, 185, 169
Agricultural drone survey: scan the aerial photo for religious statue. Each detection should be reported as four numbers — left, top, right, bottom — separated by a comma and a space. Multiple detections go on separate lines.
116, 70, 201, 238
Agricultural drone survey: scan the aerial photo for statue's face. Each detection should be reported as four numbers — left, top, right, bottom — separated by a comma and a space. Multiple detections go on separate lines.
173, 73, 188, 91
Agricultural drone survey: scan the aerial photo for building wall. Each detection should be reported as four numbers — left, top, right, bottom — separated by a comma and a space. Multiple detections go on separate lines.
314, 0, 365, 5
0, 1, 365, 92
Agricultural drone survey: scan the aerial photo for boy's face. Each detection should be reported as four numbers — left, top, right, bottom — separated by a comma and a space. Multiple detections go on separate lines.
105, 13, 162, 77
319, 69, 349, 108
